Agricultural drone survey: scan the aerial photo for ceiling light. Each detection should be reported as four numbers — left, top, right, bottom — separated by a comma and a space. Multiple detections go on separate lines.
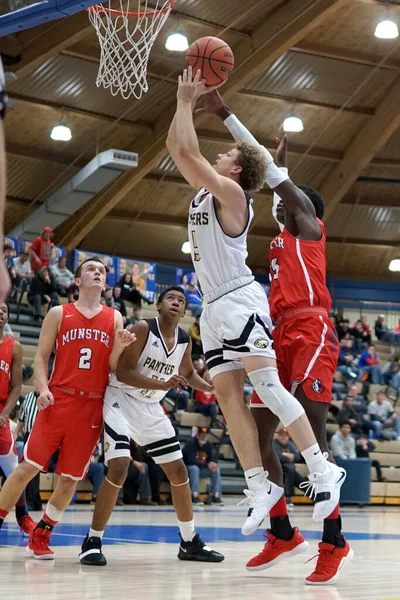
283, 115, 304, 133
375, 19, 399, 39
389, 258, 400, 272
165, 32, 189, 51
181, 241, 191, 254
50, 123, 72, 141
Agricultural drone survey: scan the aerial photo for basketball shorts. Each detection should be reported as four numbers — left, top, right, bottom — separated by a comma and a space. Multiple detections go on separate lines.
201, 281, 276, 378
103, 386, 182, 465
250, 313, 338, 407
0, 419, 16, 456
24, 392, 103, 480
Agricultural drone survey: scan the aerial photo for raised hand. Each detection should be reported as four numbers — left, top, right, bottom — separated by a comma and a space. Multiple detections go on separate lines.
275, 131, 288, 168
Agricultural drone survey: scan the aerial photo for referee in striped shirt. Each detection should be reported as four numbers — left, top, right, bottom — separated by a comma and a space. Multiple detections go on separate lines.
15, 390, 42, 511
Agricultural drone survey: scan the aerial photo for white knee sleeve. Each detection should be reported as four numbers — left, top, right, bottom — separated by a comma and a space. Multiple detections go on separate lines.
0, 449, 18, 477
248, 367, 304, 427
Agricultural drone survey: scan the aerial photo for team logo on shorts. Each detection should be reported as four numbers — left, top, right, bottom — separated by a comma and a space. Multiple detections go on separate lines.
254, 338, 269, 349
104, 442, 110, 452
312, 379, 325, 394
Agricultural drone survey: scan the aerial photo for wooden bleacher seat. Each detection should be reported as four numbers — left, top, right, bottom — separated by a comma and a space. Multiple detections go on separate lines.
219, 445, 234, 460
175, 412, 210, 428
370, 452, 400, 467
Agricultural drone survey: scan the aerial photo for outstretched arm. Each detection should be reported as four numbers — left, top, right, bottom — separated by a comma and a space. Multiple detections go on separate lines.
202, 91, 321, 240
166, 68, 246, 211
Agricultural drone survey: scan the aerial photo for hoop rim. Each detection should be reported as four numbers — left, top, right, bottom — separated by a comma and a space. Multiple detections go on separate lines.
87, 0, 174, 17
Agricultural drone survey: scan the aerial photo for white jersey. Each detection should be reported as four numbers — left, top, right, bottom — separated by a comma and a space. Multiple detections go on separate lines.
109, 318, 189, 403
188, 188, 254, 303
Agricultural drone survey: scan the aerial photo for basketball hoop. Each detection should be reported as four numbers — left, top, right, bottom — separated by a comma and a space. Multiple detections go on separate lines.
87, 0, 174, 99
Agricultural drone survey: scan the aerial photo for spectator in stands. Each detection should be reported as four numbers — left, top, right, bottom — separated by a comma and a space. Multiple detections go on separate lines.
368, 391, 400, 440
273, 428, 307, 506
330, 422, 356, 459
396, 319, 400, 334
188, 316, 202, 356
194, 370, 218, 423
126, 306, 141, 327
86, 444, 105, 502
112, 285, 128, 325
104, 286, 115, 308
180, 273, 189, 290
333, 308, 344, 329
183, 427, 223, 506
4, 243, 16, 296
351, 319, 371, 353
28, 266, 59, 322
185, 283, 203, 318
118, 273, 153, 308
355, 435, 386, 482
29, 227, 53, 271
122, 443, 156, 506
359, 345, 384, 384
375, 314, 400, 345
337, 338, 359, 381
348, 383, 369, 416
383, 355, 400, 392
50, 256, 75, 299
192, 357, 205, 378
337, 319, 351, 341
361, 315, 372, 341
13, 250, 33, 294
337, 394, 374, 436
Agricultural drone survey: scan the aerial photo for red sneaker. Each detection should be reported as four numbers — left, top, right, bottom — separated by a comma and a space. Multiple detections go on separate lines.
17, 514, 36, 536
26, 527, 55, 560
246, 528, 309, 571
305, 540, 353, 585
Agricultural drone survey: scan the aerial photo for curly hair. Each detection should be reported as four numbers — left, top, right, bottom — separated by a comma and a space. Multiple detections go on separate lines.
235, 142, 268, 193
297, 184, 325, 220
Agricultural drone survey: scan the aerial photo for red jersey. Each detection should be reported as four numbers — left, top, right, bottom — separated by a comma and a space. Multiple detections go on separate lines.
0, 336, 15, 408
269, 219, 332, 322
30, 236, 52, 269
49, 303, 115, 394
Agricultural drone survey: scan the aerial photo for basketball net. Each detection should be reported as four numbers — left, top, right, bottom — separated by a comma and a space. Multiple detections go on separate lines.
87, 0, 174, 100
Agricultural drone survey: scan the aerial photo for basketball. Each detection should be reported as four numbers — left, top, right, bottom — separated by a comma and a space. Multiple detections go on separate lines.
186, 36, 234, 87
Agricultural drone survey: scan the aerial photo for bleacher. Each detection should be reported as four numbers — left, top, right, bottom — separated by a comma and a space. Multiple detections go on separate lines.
6, 296, 400, 505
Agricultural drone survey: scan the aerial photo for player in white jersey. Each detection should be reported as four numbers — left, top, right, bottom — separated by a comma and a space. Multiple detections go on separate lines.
80, 287, 224, 566
166, 67, 346, 536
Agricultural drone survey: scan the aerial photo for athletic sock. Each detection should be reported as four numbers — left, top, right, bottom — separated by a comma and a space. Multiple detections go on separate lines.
269, 496, 288, 518
301, 443, 327, 474
178, 519, 196, 542
15, 498, 28, 521
244, 467, 265, 492
270, 516, 294, 541
37, 503, 64, 531
0, 508, 8, 529
322, 504, 345, 547
89, 528, 104, 540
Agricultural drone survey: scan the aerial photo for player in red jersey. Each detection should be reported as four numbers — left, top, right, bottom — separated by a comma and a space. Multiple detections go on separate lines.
200, 91, 351, 585
0, 300, 36, 535
0, 257, 135, 559
247, 135, 352, 584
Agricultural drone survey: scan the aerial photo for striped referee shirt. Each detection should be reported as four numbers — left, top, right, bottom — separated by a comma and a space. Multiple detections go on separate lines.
19, 390, 39, 434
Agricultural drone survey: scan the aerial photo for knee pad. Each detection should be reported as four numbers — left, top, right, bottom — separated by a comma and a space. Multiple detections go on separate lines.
0, 449, 18, 477
248, 367, 304, 427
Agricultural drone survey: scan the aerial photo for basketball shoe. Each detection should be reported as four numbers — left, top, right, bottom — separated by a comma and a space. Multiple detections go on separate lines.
26, 527, 55, 560
299, 458, 346, 520
246, 528, 309, 571
80, 535, 107, 566
305, 540, 353, 585
18, 514, 36, 536
178, 534, 224, 562
239, 476, 284, 536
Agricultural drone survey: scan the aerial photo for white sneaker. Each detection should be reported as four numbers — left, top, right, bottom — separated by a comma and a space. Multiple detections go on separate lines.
300, 458, 346, 520
239, 475, 284, 536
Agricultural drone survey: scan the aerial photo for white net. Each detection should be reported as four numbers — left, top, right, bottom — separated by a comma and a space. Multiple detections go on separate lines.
87, 0, 173, 100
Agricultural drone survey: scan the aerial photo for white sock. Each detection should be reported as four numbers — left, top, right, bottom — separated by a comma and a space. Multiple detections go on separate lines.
178, 519, 195, 542
45, 502, 64, 523
89, 528, 104, 540
244, 467, 265, 492
302, 444, 327, 474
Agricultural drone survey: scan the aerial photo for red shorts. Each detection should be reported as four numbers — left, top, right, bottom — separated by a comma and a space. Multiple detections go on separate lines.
251, 313, 338, 406
24, 391, 103, 480
0, 419, 16, 455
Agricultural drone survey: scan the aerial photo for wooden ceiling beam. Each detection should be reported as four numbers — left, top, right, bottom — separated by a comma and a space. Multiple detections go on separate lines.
5, 12, 93, 79
53, 0, 347, 249
319, 76, 400, 222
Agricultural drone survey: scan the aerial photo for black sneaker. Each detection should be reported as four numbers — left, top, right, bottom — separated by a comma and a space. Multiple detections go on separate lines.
79, 534, 107, 566
211, 495, 224, 506
192, 496, 204, 506
178, 534, 224, 562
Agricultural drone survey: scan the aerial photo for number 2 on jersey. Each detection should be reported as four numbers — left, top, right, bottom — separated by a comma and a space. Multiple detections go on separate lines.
79, 348, 92, 370
270, 258, 280, 281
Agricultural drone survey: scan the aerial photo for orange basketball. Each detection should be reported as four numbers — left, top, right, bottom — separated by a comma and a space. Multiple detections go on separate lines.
186, 36, 234, 87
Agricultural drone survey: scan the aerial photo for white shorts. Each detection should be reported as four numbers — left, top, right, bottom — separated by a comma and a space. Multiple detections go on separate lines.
201, 281, 276, 378
103, 386, 182, 465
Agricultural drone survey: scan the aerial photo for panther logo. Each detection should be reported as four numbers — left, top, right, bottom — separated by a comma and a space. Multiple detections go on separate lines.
254, 338, 269, 349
